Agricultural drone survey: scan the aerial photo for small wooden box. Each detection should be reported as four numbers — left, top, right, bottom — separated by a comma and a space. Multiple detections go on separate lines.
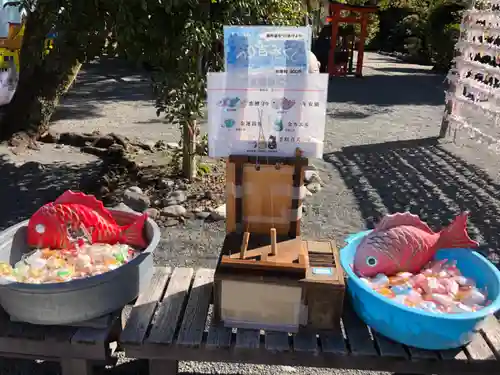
301, 240, 345, 330
214, 238, 345, 332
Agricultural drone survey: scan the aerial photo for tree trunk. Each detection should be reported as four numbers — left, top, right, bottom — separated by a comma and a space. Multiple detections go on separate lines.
0, 8, 81, 147
1, 62, 81, 146
182, 120, 198, 181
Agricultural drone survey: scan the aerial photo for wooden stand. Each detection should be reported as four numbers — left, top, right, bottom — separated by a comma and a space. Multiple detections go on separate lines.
214, 154, 345, 332
0, 309, 121, 375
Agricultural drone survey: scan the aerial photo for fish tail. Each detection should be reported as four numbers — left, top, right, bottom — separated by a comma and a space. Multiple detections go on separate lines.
121, 213, 148, 249
437, 212, 479, 249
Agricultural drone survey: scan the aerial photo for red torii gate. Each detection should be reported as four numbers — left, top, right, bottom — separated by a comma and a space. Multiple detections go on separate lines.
327, 1, 378, 77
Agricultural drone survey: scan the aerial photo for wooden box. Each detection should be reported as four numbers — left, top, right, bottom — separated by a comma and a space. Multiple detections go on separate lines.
214, 155, 345, 332
301, 240, 345, 330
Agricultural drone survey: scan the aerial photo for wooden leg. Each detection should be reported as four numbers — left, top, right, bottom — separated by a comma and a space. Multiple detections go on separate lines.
60, 359, 93, 375
150, 360, 178, 375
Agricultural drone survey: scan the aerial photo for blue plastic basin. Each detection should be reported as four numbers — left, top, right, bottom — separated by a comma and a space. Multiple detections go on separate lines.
340, 230, 500, 350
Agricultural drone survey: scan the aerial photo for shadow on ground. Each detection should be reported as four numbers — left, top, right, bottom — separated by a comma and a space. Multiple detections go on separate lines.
325, 137, 500, 266
327, 73, 444, 107
52, 57, 153, 123
0, 155, 103, 230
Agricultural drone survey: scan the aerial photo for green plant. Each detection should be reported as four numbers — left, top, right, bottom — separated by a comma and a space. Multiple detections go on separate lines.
115, 0, 306, 180
197, 163, 212, 176
426, 0, 466, 71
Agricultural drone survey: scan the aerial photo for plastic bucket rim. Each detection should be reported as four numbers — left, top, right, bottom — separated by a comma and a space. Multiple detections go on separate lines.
0, 210, 160, 291
340, 230, 500, 320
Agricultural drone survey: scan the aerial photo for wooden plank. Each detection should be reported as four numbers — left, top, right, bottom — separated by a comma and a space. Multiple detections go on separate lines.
465, 328, 496, 361
206, 284, 232, 350
60, 359, 92, 375
372, 331, 407, 358
341, 302, 377, 356
176, 268, 213, 347
293, 330, 317, 352
480, 315, 500, 359
147, 268, 194, 345
318, 323, 348, 355
120, 267, 171, 345
439, 346, 468, 361
71, 318, 116, 345
407, 346, 440, 360
265, 331, 290, 352
70, 326, 114, 361
0, 322, 77, 358
206, 321, 232, 349
465, 333, 495, 361
235, 328, 260, 349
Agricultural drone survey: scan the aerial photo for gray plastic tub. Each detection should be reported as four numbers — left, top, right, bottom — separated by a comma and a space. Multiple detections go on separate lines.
0, 209, 160, 325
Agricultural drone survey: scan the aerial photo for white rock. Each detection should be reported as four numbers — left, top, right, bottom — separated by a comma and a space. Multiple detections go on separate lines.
158, 179, 175, 189
304, 170, 321, 184
123, 190, 150, 212
162, 205, 187, 218
164, 190, 187, 205
166, 142, 181, 150
112, 202, 137, 213
126, 186, 143, 194
306, 182, 322, 193
210, 204, 227, 220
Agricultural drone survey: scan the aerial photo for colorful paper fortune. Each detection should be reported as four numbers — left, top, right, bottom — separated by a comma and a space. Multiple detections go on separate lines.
361, 259, 489, 314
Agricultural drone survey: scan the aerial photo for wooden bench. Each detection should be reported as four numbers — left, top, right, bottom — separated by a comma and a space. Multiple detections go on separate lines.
0, 308, 121, 375
121, 267, 500, 375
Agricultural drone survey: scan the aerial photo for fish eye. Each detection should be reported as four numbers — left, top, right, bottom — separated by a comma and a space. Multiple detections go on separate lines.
366, 256, 378, 267
35, 224, 45, 234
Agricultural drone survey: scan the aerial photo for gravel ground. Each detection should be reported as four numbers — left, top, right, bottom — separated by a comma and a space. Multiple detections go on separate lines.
0, 52, 498, 374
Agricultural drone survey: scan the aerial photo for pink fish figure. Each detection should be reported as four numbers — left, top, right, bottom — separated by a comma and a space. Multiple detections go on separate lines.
354, 212, 478, 277
27, 190, 148, 250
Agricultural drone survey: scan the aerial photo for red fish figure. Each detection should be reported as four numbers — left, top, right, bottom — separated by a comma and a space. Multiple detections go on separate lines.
27, 191, 148, 250
354, 212, 479, 278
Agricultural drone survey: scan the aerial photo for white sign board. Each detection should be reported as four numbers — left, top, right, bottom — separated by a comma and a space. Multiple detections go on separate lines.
223, 25, 312, 74
207, 72, 328, 158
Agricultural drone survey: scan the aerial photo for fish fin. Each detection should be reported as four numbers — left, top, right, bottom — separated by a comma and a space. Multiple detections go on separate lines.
344, 230, 372, 244
374, 212, 434, 233
122, 213, 148, 249
437, 212, 479, 249
54, 190, 115, 222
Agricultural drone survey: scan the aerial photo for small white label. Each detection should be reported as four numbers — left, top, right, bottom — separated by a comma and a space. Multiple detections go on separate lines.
312, 267, 333, 276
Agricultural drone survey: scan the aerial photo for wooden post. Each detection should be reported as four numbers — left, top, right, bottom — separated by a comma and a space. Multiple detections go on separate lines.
270, 228, 278, 256
328, 5, 340, 77
240, 231, 250, 259
356, 13, 369, 78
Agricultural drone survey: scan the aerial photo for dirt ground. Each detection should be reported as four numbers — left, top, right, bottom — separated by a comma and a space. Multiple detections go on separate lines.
0, 52, 498, 374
